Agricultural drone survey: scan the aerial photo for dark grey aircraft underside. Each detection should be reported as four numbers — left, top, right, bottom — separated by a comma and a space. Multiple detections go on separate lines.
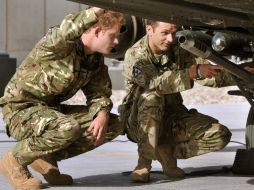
69, 0, 254, 30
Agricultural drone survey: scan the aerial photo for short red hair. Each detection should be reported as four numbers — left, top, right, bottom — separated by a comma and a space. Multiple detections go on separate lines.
95, 11, 124, 30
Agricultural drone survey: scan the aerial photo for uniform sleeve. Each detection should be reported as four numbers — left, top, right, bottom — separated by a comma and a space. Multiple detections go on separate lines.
82, 62, 113, 118
124, 49, 193, 94
37, 8, 98, 60
59, 8, 97, 42
194, 57, 236, 87
149, 70, 193, 94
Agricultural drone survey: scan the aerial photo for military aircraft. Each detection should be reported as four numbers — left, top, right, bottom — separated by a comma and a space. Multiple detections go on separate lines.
69, 0, 254, 174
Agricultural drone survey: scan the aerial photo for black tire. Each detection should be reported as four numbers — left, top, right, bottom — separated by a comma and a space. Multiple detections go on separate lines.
246, 106, 254, 149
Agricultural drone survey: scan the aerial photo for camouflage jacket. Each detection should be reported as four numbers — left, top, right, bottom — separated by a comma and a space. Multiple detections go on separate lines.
0, 8, 113, 118
122, 35, 235, 108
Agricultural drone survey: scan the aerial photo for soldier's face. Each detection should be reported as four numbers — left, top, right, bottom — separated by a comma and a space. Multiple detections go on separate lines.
97, 23, 120, 54
147, 22, 177, 53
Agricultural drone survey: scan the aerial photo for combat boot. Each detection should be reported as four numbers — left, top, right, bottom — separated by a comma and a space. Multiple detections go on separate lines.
131, 155, 152, 182
0, 152, 42, 190
156, 144, 185, 178
30, 155, 73, 185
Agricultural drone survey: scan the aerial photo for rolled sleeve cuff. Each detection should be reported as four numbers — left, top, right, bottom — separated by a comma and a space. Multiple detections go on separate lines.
88, 98, 112, 118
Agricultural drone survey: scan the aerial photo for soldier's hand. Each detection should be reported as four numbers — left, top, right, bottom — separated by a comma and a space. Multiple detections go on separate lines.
87, 110, 109, 146
188, 64, 222, 79
244, 66, 254, 73
200, 64, 222, 78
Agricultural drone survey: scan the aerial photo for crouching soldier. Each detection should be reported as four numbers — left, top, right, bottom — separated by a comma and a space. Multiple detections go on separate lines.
0, 7, 124, 189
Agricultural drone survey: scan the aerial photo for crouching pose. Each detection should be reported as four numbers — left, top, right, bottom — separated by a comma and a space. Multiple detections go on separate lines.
0, 7, 124, 189
120, 20, 232, 182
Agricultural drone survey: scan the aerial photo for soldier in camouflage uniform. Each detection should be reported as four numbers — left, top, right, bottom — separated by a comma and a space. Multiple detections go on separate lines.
0, 7, 124, 189
120, 20, 233, 182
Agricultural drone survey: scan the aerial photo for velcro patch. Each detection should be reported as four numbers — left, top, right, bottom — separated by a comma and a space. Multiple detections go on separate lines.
132, 66, 142, 77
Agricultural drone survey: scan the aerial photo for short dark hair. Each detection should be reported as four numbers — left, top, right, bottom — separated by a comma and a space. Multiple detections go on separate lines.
146, 20, 159, 29
146, 20, 177, 32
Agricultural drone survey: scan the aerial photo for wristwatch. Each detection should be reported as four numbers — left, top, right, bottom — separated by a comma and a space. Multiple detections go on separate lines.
195, 64, 203, 80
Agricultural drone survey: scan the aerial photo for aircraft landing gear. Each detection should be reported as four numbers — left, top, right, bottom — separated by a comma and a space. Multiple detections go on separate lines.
232, 106, 254, 174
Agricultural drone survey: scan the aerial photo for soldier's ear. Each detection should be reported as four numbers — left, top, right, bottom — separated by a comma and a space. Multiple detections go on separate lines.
146, 25, 153, 36
94, 26, 101, 37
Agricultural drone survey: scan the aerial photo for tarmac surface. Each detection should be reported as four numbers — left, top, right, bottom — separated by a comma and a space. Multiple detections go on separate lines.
0, 102, 253, 190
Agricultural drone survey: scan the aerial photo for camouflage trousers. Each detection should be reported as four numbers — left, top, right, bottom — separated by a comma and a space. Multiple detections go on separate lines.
2, 104, 123, 165
126, 91, 232, 160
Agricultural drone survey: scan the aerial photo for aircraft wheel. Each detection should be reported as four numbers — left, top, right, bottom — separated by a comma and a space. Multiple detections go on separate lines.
246, 106, 254, 149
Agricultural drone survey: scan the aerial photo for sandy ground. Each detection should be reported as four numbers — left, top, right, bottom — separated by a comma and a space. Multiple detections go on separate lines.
64, 84, 247, 108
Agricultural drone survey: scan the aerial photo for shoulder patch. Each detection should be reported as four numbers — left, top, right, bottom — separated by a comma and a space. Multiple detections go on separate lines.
132, 66, 142, 77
